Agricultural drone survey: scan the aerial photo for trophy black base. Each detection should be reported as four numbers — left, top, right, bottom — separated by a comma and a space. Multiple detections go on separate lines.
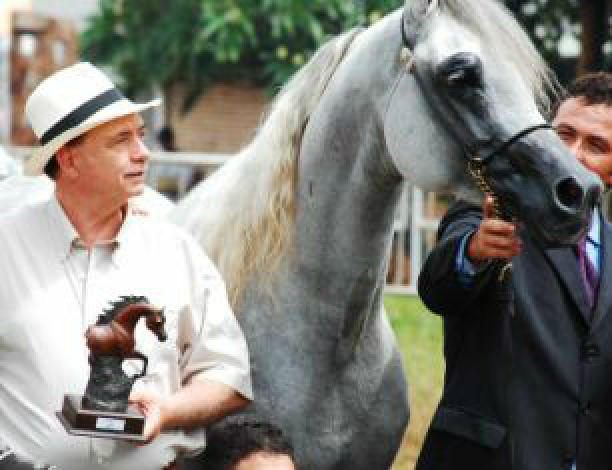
57, 394, 146, 442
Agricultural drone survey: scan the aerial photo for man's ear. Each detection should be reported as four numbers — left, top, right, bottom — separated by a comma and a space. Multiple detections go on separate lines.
55, 145, 79, 179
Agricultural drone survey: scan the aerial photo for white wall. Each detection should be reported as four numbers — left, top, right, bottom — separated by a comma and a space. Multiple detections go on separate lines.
30, 0, 98, 31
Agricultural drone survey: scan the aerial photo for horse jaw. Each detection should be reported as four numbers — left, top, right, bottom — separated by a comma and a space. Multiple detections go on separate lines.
382, 67, 477, 198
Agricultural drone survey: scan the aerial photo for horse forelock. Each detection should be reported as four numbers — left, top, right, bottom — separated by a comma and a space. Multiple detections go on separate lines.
435, 0, 559, 113
185, 27, 363, 309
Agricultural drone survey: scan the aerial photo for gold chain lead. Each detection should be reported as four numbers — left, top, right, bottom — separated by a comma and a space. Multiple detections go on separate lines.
467, 160, 513, 282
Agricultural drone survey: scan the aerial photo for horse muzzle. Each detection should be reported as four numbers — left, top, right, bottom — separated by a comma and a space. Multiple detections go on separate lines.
489, 134, 603, 248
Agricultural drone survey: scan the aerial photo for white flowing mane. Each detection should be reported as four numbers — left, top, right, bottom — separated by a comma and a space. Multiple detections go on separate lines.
172, 28, 362, 307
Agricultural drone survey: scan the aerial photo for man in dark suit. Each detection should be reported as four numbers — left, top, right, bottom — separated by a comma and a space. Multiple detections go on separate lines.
416, 73, 612, 470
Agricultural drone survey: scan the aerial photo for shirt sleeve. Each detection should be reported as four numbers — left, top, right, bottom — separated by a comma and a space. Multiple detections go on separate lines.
456, 231, 490, 287
178, 240, 253, 400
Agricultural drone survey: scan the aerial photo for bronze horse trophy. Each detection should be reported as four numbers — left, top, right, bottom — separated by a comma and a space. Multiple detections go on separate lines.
58, 295, 167, 440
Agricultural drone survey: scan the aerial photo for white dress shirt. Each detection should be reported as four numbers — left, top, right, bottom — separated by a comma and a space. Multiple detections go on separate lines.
0, 194, 252, 470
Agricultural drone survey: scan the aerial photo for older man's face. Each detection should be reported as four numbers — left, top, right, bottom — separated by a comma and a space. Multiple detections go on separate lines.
554, 96, 612, 187
67, 113, 150, 202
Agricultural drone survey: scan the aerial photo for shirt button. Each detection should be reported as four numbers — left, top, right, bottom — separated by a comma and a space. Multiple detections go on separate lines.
583, 344, 600, 361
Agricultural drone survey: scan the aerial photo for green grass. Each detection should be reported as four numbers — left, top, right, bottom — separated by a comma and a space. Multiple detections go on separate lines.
385, 294, 445, 470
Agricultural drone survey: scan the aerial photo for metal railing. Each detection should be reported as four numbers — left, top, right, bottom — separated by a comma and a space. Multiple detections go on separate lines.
6, 147, 438, 295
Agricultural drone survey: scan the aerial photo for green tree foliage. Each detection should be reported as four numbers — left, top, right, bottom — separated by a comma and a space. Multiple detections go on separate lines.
81, 0, 403, 110
83, 1, 601, 107
504, 0, 580, 83
505, 0, 579, 64
503, 0, 610, 83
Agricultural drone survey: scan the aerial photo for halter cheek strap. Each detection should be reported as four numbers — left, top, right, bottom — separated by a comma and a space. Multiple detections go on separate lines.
399, 15, 415, 72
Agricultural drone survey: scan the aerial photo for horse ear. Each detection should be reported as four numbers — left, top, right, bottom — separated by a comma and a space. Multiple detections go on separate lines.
403, 0, 438, 48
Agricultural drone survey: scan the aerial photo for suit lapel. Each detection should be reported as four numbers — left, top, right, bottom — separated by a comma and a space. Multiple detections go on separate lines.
591, 216, 612, 330
545, 246, 591, 324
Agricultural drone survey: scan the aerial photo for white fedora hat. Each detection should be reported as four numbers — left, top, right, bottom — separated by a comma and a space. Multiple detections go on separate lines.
24, 62, 160, 176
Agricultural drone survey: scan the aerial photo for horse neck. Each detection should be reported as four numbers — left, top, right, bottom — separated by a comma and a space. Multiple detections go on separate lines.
296, 127, 402, 280
293, 17, 404, 286
277, 98, 402, 362
241, 14, 405, 362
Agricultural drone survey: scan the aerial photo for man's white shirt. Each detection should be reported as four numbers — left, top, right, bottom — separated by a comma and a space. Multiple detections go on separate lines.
0, 194, 252, 469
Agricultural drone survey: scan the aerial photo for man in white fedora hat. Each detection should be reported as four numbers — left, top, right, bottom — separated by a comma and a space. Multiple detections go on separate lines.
0, 62, 252, 470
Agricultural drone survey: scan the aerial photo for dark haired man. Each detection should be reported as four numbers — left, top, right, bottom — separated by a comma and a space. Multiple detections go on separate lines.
416, 72, 612, 470
195, 421, 295, 470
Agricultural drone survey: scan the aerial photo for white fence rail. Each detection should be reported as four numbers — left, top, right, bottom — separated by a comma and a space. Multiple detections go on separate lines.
6, 147, 441, 295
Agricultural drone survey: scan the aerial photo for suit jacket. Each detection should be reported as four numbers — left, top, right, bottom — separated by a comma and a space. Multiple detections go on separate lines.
416, 201, 612, 470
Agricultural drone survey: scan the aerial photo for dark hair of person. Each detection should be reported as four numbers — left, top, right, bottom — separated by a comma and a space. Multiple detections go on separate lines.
157, 125, 177, 151
43, 134, 85, 180
553, 72, 612, 117
200, 421, 294, 470
43, 156, 59, 179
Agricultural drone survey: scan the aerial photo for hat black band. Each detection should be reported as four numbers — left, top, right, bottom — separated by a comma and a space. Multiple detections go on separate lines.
40, 88, 124, 145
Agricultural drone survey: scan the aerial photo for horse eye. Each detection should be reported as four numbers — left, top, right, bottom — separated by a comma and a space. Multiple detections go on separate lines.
437, 53, 483, 89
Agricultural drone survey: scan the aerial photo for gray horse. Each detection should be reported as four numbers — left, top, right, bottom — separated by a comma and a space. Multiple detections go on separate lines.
171, 1, 601, 469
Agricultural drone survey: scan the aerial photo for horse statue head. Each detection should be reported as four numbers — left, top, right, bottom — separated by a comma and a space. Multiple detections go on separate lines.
384, 0, 601, 247
88, 295, 167, 352
143, 306, 167, 342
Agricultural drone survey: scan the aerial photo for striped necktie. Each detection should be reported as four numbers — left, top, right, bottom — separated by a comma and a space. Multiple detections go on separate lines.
576, 237, 599, 310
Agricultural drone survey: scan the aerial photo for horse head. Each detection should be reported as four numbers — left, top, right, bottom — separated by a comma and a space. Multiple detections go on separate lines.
145, 307, 167, 342
385, 0, 601, 247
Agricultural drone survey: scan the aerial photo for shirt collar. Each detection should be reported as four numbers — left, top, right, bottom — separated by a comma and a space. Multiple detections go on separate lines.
46, 192, 136, 265
46, 192, 81, 262
112, 205, 138, 267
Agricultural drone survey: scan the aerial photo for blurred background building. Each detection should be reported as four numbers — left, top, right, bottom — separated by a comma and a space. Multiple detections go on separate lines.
0, 0, 97, 144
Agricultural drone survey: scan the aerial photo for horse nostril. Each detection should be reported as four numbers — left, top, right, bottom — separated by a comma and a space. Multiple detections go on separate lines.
554, 177, 585, 213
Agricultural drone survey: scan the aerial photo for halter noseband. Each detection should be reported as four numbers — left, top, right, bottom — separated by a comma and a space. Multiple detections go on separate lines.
471, 123, 553, 165
467, 123, 553, 222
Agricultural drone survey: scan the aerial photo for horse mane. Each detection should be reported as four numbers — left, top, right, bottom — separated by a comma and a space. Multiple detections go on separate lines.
97, 295, 150, 324
173, 27, 362, 308
439, 0, 560, 113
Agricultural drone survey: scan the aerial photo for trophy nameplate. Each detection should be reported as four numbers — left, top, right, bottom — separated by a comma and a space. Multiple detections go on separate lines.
57, 296, 167, 441
57, 394, 146, 441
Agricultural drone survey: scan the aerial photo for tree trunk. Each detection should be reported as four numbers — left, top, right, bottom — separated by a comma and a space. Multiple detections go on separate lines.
578, 0, 608, 74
